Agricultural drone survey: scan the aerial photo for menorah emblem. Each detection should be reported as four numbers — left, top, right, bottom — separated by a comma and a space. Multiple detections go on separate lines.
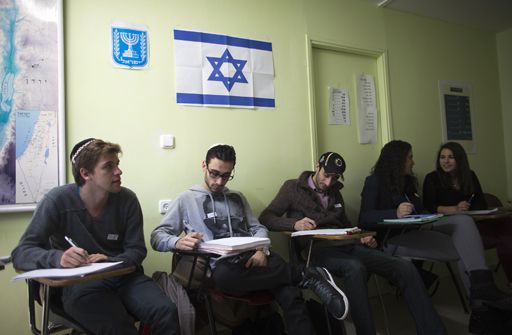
120, 32, 139, 58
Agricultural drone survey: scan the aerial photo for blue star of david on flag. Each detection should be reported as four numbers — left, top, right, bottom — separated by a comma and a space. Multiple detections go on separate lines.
207, 49, 248, 91
174, 29, 275, 108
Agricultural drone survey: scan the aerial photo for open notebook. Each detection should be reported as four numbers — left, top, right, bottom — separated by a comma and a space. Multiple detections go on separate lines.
198, 237, 271, 256
382, 214, 443, 224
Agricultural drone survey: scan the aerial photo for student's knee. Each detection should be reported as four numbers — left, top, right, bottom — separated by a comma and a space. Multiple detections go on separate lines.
336, 259, 367, 281
343, 259, 368, 280
396, 258, 421, 282
143, 298, 179, 334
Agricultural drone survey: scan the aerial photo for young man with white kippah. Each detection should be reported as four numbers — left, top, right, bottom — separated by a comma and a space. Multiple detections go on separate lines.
12, 138, 179, 335
259, 151, 447, 335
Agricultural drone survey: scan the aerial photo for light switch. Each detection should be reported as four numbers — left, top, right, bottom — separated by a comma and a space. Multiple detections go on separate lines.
160, 134, 174, 149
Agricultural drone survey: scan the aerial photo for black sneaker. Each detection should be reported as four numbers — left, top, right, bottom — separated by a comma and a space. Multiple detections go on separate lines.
300, 267, 349, 320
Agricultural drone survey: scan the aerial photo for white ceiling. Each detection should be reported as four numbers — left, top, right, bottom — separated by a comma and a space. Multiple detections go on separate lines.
364, 0, 512, 33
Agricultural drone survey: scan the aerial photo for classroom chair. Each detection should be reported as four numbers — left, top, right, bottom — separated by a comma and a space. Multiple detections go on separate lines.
21, 265, 143, 335
171, 250, 278, 335
382, 228, 470, 314
482, 193, 507, 272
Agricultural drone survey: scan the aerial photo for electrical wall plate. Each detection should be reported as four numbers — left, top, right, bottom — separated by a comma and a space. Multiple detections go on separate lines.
160, 134, 175, 149
159, 199, 172, 214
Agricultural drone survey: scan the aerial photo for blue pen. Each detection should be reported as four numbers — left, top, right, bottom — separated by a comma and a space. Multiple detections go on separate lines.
404, 194, 418, 214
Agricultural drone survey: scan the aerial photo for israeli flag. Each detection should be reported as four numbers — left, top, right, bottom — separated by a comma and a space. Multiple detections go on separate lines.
174, 29, 275, 108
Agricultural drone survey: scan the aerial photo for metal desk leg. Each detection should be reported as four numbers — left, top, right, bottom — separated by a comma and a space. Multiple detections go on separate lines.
305, 239, 314, 268
41, 284, 50, 335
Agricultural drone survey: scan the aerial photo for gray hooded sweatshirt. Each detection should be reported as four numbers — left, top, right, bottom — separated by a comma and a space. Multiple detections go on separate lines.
151, 185, 268, 256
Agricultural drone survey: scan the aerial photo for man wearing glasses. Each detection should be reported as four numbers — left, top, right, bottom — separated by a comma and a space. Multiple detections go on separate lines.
259, 152, 447, 335
151, 144, 349, 334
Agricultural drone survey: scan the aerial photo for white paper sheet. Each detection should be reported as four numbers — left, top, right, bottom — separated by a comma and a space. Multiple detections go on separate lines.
12, 261, 123, 282
328, 87, 350, 125
451, 208, 498, 215
198, 237, 270, 255
357, 74, 377, 144
291, 228, 361, 237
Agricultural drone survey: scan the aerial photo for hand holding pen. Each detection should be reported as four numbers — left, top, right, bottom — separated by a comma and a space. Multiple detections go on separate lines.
456, 194, 473, 212
404, 194, 418, 214
176, 232, 204, 250
60, 235, 89, 268
396, 194, 417, 218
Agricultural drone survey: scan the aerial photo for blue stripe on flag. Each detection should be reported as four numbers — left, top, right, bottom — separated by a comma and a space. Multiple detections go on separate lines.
174, 29, 272, 52
177, 93, 275, 108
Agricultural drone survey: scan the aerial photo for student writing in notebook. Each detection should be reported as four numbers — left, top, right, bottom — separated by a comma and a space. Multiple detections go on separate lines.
259, 151, 446, 335
359, 140, 512, 333
151, 144, 349, 334
11, 138, 178, 335
423, 141, 512, 288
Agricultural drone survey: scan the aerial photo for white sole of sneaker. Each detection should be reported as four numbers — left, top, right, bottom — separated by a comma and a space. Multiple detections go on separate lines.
319, 267, 350, 320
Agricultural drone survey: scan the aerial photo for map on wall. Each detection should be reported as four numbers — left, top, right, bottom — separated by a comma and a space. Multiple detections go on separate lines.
0, 0, 64, 212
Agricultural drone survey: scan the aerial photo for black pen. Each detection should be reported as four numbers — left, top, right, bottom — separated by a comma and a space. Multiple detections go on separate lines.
468, 194, 475, 204
64, 236, 80, 248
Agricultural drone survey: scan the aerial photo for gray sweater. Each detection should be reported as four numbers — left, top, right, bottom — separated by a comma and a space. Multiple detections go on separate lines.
151, 185, 268, 253
11, 184, 146, 270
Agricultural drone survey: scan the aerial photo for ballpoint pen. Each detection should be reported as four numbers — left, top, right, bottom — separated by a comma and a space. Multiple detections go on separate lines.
64, 236, 80, 248
404, 194, 418, 214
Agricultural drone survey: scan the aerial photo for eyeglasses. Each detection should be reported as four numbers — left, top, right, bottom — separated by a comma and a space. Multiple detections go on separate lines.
206, 166, 234, 181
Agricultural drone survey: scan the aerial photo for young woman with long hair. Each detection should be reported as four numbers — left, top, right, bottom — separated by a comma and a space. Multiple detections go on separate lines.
358, 140, 512, 333
423, 141, 512, 287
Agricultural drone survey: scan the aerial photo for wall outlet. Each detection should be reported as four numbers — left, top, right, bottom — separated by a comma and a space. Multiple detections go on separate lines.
159, 199, 172, 214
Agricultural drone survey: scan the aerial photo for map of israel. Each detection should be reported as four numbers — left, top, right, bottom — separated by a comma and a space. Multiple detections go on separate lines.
0, 0, 60, 207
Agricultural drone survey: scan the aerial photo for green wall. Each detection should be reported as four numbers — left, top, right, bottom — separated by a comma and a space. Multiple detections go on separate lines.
0, 1, 509, 333
383, 9, 508, 200
497, 28, 512, 203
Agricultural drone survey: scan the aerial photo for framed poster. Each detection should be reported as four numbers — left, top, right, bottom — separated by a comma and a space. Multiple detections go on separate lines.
0, 0, 65, 213
438, 81, 475, 154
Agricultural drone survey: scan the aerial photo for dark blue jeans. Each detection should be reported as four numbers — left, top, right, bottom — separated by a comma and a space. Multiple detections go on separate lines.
213, 252, 313, 335
312, 244, 446, 335
62, 270, 179, 335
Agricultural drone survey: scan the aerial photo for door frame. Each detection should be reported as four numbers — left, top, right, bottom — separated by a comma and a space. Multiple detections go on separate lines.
305, 35, 393, 167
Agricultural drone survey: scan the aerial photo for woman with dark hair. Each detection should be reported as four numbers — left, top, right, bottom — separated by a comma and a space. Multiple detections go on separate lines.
423, 141, 512, 286
358, 140, 511, 331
